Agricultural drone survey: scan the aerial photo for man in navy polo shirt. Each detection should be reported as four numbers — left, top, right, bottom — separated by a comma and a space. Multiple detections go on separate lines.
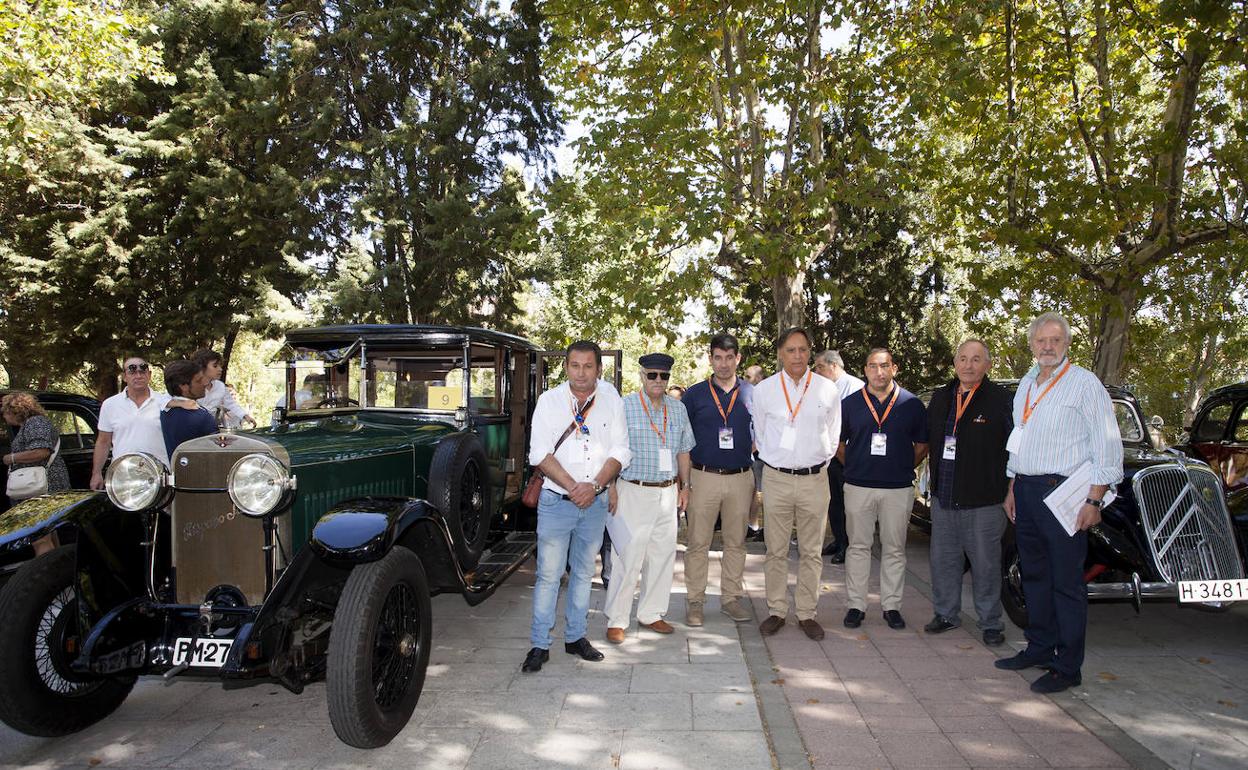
682, 333, 756, 626
838, 347, 928, 630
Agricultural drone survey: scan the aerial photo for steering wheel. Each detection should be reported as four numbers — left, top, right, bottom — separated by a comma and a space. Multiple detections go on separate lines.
314, 397, 359, 408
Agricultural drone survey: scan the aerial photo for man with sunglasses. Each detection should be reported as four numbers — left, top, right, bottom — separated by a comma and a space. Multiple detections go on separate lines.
90, 356, 198, 489
604, 353, 695, 644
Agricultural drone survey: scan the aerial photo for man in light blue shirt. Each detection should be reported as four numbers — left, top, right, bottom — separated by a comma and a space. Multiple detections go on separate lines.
995, 312, 1123, 694
605, 353, 695, 644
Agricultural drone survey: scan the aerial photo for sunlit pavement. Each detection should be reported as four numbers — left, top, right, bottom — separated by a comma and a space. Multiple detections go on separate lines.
2, 527, 1245, 769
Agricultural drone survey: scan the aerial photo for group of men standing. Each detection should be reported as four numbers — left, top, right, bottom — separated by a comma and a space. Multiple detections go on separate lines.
522, 313, 1122, 695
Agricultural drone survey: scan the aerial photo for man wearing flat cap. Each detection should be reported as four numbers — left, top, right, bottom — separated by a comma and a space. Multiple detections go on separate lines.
604, 352, 696, 643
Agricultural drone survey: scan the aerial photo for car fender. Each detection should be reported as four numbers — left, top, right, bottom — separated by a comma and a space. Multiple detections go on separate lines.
0, 491, 102, 561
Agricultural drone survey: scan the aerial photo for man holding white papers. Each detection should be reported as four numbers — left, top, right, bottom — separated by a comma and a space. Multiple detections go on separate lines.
995, 313, 1123, 694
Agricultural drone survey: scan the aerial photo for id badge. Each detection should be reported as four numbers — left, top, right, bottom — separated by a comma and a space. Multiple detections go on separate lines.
1006, 426, 1022, 453
718, 426, 734, 450
659, 449, 674, 473
870, 432, 887, 456
942, 436, 957, 460
779, 425, 797, 451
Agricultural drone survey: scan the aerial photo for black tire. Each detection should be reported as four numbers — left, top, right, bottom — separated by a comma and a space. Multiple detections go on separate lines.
327, 547, 432, 749
0, 545, 135, 736
1000, 527, 1029, 629
427, 432, 492, 568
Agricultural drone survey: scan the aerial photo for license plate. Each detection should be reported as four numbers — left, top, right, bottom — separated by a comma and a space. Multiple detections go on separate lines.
172, 637, 233, 667
1178, 579, 1248, 603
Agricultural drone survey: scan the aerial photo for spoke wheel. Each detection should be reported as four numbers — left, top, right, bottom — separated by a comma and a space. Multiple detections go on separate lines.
428, 432, 493, 569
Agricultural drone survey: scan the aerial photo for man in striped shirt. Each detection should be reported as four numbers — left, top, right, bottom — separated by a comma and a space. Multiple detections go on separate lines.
995, 312, 1123, 694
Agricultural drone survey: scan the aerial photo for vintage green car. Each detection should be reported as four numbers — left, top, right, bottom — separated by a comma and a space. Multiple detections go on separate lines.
0, 325, 588, 748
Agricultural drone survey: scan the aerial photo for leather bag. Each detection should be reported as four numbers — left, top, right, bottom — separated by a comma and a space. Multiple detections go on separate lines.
521, 420, 581, 508
5, 438, 60, 501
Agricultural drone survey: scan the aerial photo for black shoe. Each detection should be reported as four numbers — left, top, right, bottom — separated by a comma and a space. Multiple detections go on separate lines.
564, 637, 604, 662
883, 610, 906, 630
1030, 670, 1081, 694
994, 651, 1052, 671
746, 527, 765, 542
521, 647, 549, 673
821, 541, 842, 556
982, 628, 1005, 647
828, 549, 845, 564
843, 608, 864, 628
923, 615, 960, 634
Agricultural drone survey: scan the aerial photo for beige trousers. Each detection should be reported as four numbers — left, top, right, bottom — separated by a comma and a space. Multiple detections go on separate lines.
604, 480, 678, 627
844, 483, 913, 612
762, 466, 831, 620
684, 468, 754, 603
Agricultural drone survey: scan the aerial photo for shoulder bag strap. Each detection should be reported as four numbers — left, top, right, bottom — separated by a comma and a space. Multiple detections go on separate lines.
46, 437, 61, 467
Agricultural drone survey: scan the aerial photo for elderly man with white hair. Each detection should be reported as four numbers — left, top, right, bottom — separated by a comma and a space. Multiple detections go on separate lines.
815, 350, 864, 563
994, 312, 1123, 694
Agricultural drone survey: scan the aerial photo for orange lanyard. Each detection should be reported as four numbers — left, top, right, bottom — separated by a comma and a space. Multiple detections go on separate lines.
952, 382, 981, 435
639, 393, 668, 445
1022, 360, 1072, 425
780, 370, 813, 423
862, 386, 899, 430
708, 378, 739, 424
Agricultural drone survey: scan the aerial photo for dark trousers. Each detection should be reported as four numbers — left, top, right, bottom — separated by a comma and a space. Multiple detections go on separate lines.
1014, 475, 1088, 677
825, 458, 847, 550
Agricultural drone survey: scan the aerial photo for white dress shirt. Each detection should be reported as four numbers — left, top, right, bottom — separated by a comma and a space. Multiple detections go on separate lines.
753, 368, 842, 469
98, 389, 174, 466
834, 372, 865, 400
529, 380, 632, 494
199, 380, 249, 426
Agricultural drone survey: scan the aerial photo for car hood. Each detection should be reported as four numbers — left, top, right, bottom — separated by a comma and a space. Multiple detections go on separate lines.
244, 414, 456, 467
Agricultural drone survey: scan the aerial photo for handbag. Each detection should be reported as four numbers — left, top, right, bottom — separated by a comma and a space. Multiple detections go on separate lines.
6, 438, 60, 501
521, 421, 581, 508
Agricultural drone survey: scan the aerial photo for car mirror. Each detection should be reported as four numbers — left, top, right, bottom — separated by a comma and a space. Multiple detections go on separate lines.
1150, 415, 1164, 428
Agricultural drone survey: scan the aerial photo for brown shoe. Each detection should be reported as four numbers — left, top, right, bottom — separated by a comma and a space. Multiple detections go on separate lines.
606, 627, 626, 644
640, 619, 674, 634
759, 615, 786, 636
798, 619, 825, 641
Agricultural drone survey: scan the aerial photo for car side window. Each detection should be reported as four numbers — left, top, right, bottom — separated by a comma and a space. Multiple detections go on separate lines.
1233, 402, 1248, 443
1113, 402, 1144, 443
1194, 402, 1233, 442
44, 410, 83, 451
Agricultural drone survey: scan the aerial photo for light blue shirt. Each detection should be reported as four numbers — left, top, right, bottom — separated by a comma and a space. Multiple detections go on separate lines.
620, 392, 695, 482
1006, 361, 1124, 485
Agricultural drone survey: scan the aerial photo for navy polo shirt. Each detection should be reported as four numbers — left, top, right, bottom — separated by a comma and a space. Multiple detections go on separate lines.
161, 406, 218, 457
840, 385, 928, 489
683, 378, 755, 470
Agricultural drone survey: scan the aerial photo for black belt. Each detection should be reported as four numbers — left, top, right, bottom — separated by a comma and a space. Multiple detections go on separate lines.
558, 489, 607, 501
692, 463, 753, 475
764, 461, 826, 476
1015, 473, 1068, 487
624, 478, 678, 488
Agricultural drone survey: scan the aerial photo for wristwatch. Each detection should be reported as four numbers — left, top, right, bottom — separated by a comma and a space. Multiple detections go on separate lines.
1084, 497, 1104, 509
592, 482, 604, 495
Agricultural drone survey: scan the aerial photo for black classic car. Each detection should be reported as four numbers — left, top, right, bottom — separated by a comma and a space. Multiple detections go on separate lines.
1175, 381, 1248, 565
912, 381, 1245, 627
1, 390, 99, 512
0, 325, 598, 749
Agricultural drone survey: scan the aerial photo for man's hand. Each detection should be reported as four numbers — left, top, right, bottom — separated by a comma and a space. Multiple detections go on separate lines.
608, 484, 618, 514
242, 415, 257, 429
1075, 503, 1102, 531
90, 471, 105, 490
677, 486, 689, 513
1003, 488, 1016, 523
568, 481, 596, 509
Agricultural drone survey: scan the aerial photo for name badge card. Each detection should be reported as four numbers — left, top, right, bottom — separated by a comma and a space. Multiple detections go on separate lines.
779, 425, 797, 451
719, 426, 734, 450
870, 432, 888, 456
1006, 426, 1022, 453
659, 449, 674, 473
943, 436, 957, 460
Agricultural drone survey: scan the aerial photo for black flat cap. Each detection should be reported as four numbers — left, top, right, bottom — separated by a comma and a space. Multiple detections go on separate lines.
639, 352, 675, 371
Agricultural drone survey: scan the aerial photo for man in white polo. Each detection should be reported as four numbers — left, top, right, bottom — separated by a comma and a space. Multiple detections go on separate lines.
90, 356, 195, 488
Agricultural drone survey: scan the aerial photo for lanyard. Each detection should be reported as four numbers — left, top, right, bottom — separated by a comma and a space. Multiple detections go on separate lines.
639, 393, 668, 445
952, 382, 981, 435
780, 370, 813, 423
571, 394, 596, 435
862, 385, 899, 430
1022, 360, 1072, 425
708, 377, 739, 424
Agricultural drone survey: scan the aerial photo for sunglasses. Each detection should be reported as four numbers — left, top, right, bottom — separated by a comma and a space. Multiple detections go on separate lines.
644, 371, 671, 381
126, 363, 150, 374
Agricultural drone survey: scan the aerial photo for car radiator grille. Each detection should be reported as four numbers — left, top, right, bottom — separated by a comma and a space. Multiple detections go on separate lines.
1132, 463, 1245, 583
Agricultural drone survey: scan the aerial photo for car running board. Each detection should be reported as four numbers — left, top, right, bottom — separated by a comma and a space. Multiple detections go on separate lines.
462, 531, 536, 606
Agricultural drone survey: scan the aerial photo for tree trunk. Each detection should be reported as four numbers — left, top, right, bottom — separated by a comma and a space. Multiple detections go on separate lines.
1182, 330, 1221, 426
221, 324, 240, 382
88, 356, 120, 403
1090, 285, 1136, 384
772, 270, 806, 332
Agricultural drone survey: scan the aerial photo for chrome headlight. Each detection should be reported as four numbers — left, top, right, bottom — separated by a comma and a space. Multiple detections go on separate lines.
227, 454, 294, 517
105, 453, 170, 511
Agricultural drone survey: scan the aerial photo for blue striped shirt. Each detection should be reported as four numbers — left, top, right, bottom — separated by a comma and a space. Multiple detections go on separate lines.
620, 392, 696, 482
1006, 361, 1124, 485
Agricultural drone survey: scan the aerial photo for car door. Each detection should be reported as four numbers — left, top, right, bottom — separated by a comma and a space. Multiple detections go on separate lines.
1190, 398, 1235, 482
1221, 400, 1248, 493
42, 406, 97, 489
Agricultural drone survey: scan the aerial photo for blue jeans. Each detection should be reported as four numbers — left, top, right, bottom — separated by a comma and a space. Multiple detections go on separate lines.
530, 489, 607, 648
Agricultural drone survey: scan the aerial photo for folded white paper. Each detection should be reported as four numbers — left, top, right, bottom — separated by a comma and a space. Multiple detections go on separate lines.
1043, 461, 1116, 536
605, 509, 633, 556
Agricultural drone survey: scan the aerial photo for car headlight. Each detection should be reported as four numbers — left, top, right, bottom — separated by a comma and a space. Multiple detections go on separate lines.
105, 453, 170, 511
228, 454, 294, 517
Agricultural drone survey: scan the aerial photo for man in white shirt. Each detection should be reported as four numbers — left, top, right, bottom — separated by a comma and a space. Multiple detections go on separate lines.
815, 350, 865, 564
753, 329, 842, 640
90, 356, 196, 488
522, 341, 631, 673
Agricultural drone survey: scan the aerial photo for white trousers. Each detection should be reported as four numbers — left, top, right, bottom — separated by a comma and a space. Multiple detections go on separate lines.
604, 480, 678, 627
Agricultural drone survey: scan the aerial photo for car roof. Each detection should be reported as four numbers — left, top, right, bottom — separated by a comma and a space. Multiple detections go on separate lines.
0, 389, 100, 411
284, 324, 540, 353
1200, 382, 1248, 402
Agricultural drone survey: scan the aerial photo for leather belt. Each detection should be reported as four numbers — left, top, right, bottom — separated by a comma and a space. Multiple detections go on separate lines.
624, 478, 678, 488
557, 489, 607, 501
764, 461, 826, 476
692, 463, 753, 475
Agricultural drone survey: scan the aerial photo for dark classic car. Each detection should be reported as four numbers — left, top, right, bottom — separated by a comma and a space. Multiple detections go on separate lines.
1, 390, 99, 512
1174, 382, 1248, 565
912, 380, 1245, 627
0, 325, 588, 749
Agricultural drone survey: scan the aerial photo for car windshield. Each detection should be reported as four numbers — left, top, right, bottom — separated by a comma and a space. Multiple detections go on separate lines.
1114, 400, 1146, 445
